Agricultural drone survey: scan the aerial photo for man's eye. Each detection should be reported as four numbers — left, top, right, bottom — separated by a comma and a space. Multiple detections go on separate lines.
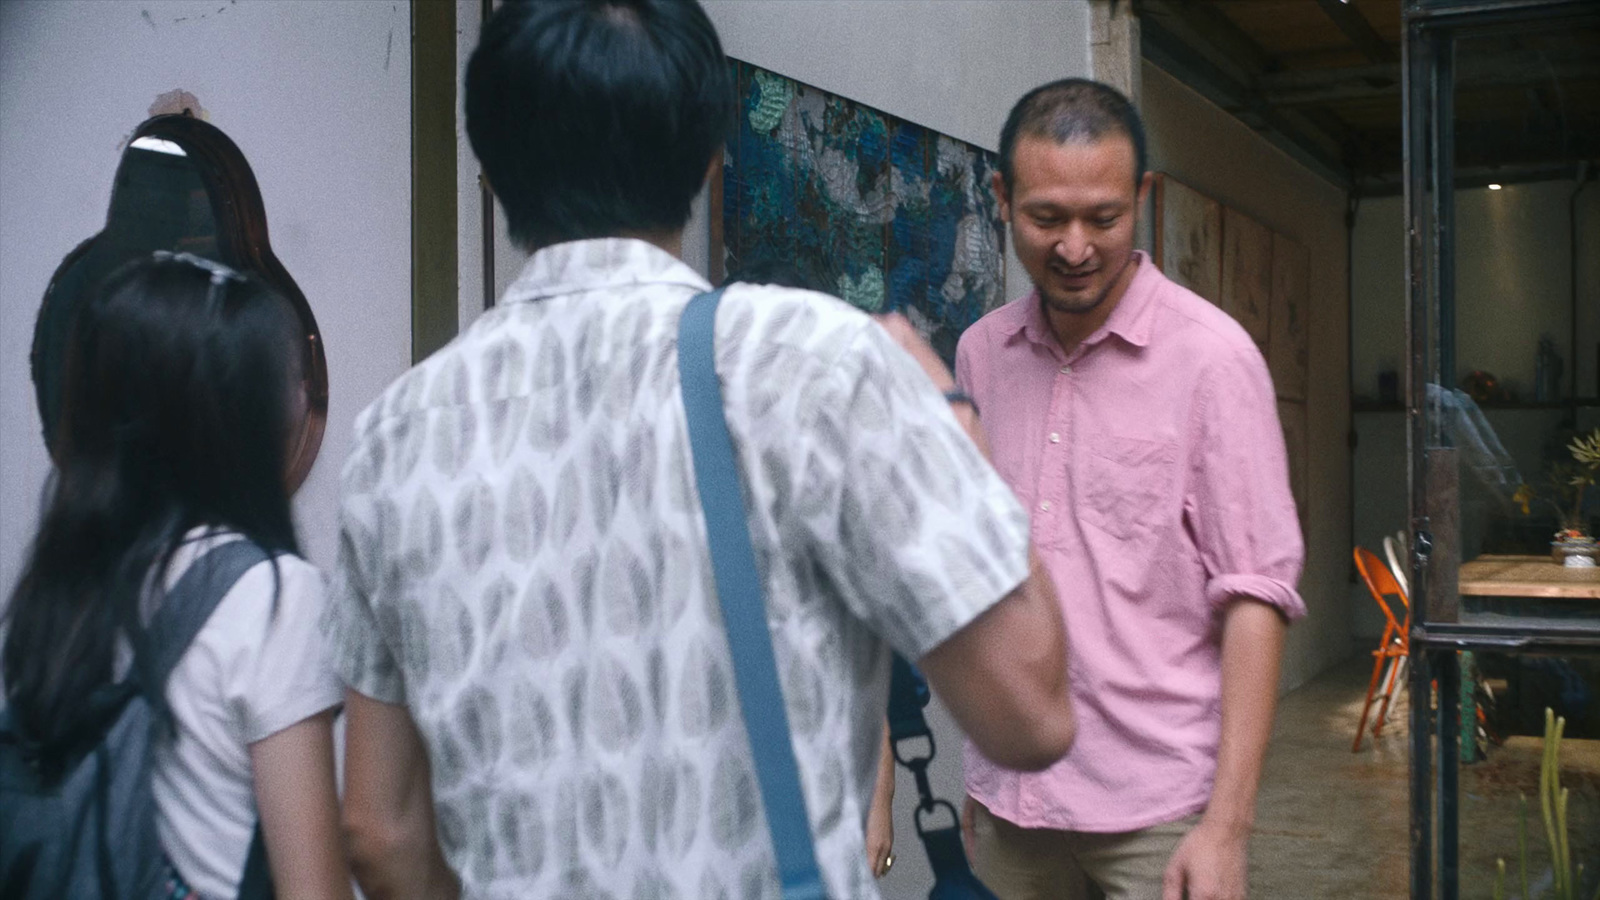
1094, 217, 1119, 229
1032, 217, 1060, 228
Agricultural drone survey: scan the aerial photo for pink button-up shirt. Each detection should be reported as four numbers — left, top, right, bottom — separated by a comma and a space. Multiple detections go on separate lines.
955, 251, 1305, 833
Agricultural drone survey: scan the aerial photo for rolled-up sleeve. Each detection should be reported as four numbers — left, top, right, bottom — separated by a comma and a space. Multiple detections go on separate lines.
1185, 346, 1306, 621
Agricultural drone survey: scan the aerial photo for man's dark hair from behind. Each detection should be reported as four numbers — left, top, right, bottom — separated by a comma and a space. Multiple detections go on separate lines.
997, 78, 1147, 190
465, 0, 735, 250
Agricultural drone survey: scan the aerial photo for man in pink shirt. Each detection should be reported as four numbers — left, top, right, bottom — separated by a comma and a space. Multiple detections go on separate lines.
955, 79, 1305, 900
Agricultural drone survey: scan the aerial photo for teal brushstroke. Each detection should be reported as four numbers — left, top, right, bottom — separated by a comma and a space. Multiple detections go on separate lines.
749, 71, 793, 134
838, 266, 886, 312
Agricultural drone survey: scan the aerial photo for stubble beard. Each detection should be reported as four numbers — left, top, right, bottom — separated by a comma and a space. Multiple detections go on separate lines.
1036, 252, 1133, 317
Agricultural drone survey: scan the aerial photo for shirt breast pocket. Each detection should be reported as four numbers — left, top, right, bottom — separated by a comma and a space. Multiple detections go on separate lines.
1077, 433, 1179, 542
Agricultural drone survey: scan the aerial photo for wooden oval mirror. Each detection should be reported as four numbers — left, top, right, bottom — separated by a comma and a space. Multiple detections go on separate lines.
30, 114, 328, 491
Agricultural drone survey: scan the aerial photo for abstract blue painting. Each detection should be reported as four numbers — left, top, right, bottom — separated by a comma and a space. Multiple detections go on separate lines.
718, 61, 1007, 365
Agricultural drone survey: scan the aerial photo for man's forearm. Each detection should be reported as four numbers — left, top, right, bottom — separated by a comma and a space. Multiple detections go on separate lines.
1205, 599, 1287, 832
875, 721, 896, 804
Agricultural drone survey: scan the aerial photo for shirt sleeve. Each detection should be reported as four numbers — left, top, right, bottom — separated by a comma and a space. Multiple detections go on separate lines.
233, 556, 345, 744
321, 447, 409, 705
793, 320, 1033, 661
1185, 345, 1307, 620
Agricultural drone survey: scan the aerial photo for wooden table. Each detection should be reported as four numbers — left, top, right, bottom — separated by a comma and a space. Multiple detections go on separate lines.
1458, 554, 1600, 600
1454, 555, 1599, 760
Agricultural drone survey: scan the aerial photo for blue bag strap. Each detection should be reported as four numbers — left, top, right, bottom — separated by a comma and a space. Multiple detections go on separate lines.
889, 652, 998, 899
678, 288, 827, 900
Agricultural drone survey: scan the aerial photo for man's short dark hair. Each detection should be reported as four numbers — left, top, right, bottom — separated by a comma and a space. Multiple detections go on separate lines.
998, 79, 1147, 191
466, 0, 734, 249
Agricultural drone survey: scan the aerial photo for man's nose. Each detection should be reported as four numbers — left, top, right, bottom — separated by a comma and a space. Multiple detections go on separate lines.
1052, 223, 1092, 267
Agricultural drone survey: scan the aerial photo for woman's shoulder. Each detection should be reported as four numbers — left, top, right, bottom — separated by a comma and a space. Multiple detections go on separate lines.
167, 528, 325, 614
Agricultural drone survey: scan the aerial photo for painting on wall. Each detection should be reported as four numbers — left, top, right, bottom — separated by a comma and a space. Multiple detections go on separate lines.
1270, 233, 1311, 401
716, 61, 1007, 365
1152, 173, 1221, 305
1278, 400, 1309, 529
1220, 207, 1271, 347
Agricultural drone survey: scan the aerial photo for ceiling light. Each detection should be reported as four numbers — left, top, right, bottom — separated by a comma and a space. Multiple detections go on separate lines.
130, 136, 186, 156
1488, 183, 1503, 190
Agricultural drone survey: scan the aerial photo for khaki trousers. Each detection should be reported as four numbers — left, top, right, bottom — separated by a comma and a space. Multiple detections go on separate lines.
972, 801, 1201, 900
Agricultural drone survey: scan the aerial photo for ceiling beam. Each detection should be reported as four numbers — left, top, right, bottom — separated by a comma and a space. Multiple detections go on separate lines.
1138, 3, 1353, 188
1261, 56, 1600, 107
1312, 0, 1396, 64
1136, 0, 1275, 87
1261, 64, 1402, 106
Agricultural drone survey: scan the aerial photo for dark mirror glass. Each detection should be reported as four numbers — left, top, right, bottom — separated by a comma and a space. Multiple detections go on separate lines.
31, 115, 327, 491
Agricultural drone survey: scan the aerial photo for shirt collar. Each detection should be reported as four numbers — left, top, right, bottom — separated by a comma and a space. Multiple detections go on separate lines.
500, 237, 711, 304
1003, 250, 1160, 352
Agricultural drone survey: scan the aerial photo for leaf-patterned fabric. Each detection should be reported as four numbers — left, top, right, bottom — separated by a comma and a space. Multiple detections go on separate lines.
324, 238, 1030, 899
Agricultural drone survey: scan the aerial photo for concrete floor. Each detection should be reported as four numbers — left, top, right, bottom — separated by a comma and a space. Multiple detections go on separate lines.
1253, 655, 1600, 899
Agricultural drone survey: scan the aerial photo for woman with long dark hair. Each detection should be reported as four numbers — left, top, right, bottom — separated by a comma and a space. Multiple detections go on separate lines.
2, 253, 350, 899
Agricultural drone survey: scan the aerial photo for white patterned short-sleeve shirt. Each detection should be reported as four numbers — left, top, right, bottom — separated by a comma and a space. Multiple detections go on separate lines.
324, 238, 1030, 899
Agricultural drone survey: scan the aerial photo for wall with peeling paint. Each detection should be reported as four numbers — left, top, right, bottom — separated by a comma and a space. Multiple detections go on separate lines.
0, 0, 412, 588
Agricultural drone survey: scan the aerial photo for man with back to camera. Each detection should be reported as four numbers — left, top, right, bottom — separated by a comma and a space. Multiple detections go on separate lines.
955, 79, 1305, 900
320, 1, 1076, 898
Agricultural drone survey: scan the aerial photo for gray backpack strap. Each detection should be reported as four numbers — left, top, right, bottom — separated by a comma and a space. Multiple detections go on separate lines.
138, 537, 277, 900
137, 538, 271, 700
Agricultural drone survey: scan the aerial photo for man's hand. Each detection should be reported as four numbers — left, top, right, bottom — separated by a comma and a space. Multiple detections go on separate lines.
873, 313, 985, 451
1162, 818, 1249, 900
865, 788, 895, 878
1160, 599, 1283, 900
873, 313, 955, 392
866, 722, 896, 878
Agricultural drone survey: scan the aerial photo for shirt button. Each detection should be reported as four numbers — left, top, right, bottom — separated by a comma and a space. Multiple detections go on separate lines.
1039, 500, 1051, 512
1059, 365, 1072, 374
1048, 432, 1060, 444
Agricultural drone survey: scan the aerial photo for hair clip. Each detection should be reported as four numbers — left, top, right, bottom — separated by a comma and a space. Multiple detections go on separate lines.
151, 250, 247, 311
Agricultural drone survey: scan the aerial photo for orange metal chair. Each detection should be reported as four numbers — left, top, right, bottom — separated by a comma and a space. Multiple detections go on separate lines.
1353, 546, 1412, 752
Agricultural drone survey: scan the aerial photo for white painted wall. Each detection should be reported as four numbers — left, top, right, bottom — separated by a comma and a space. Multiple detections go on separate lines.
703, 0, 1091, 152
0, 0, 412, 589
1353, 184, 1600, 403
1140, 61, 1355, 691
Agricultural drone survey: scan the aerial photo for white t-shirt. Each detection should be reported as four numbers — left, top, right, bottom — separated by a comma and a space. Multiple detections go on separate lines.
148, 529, 344, 897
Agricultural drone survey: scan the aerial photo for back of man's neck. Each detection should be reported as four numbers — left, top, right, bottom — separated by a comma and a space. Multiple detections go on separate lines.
620, 229, 684, 260
527, 230, 685, 261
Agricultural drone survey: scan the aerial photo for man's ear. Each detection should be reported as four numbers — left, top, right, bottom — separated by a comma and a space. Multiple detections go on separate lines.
1136, 170, 1154, 210
992, 170, 1012, 223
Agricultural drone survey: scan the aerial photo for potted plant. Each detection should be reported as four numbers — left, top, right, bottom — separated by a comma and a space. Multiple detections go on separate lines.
1513, 427, 1599, 567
